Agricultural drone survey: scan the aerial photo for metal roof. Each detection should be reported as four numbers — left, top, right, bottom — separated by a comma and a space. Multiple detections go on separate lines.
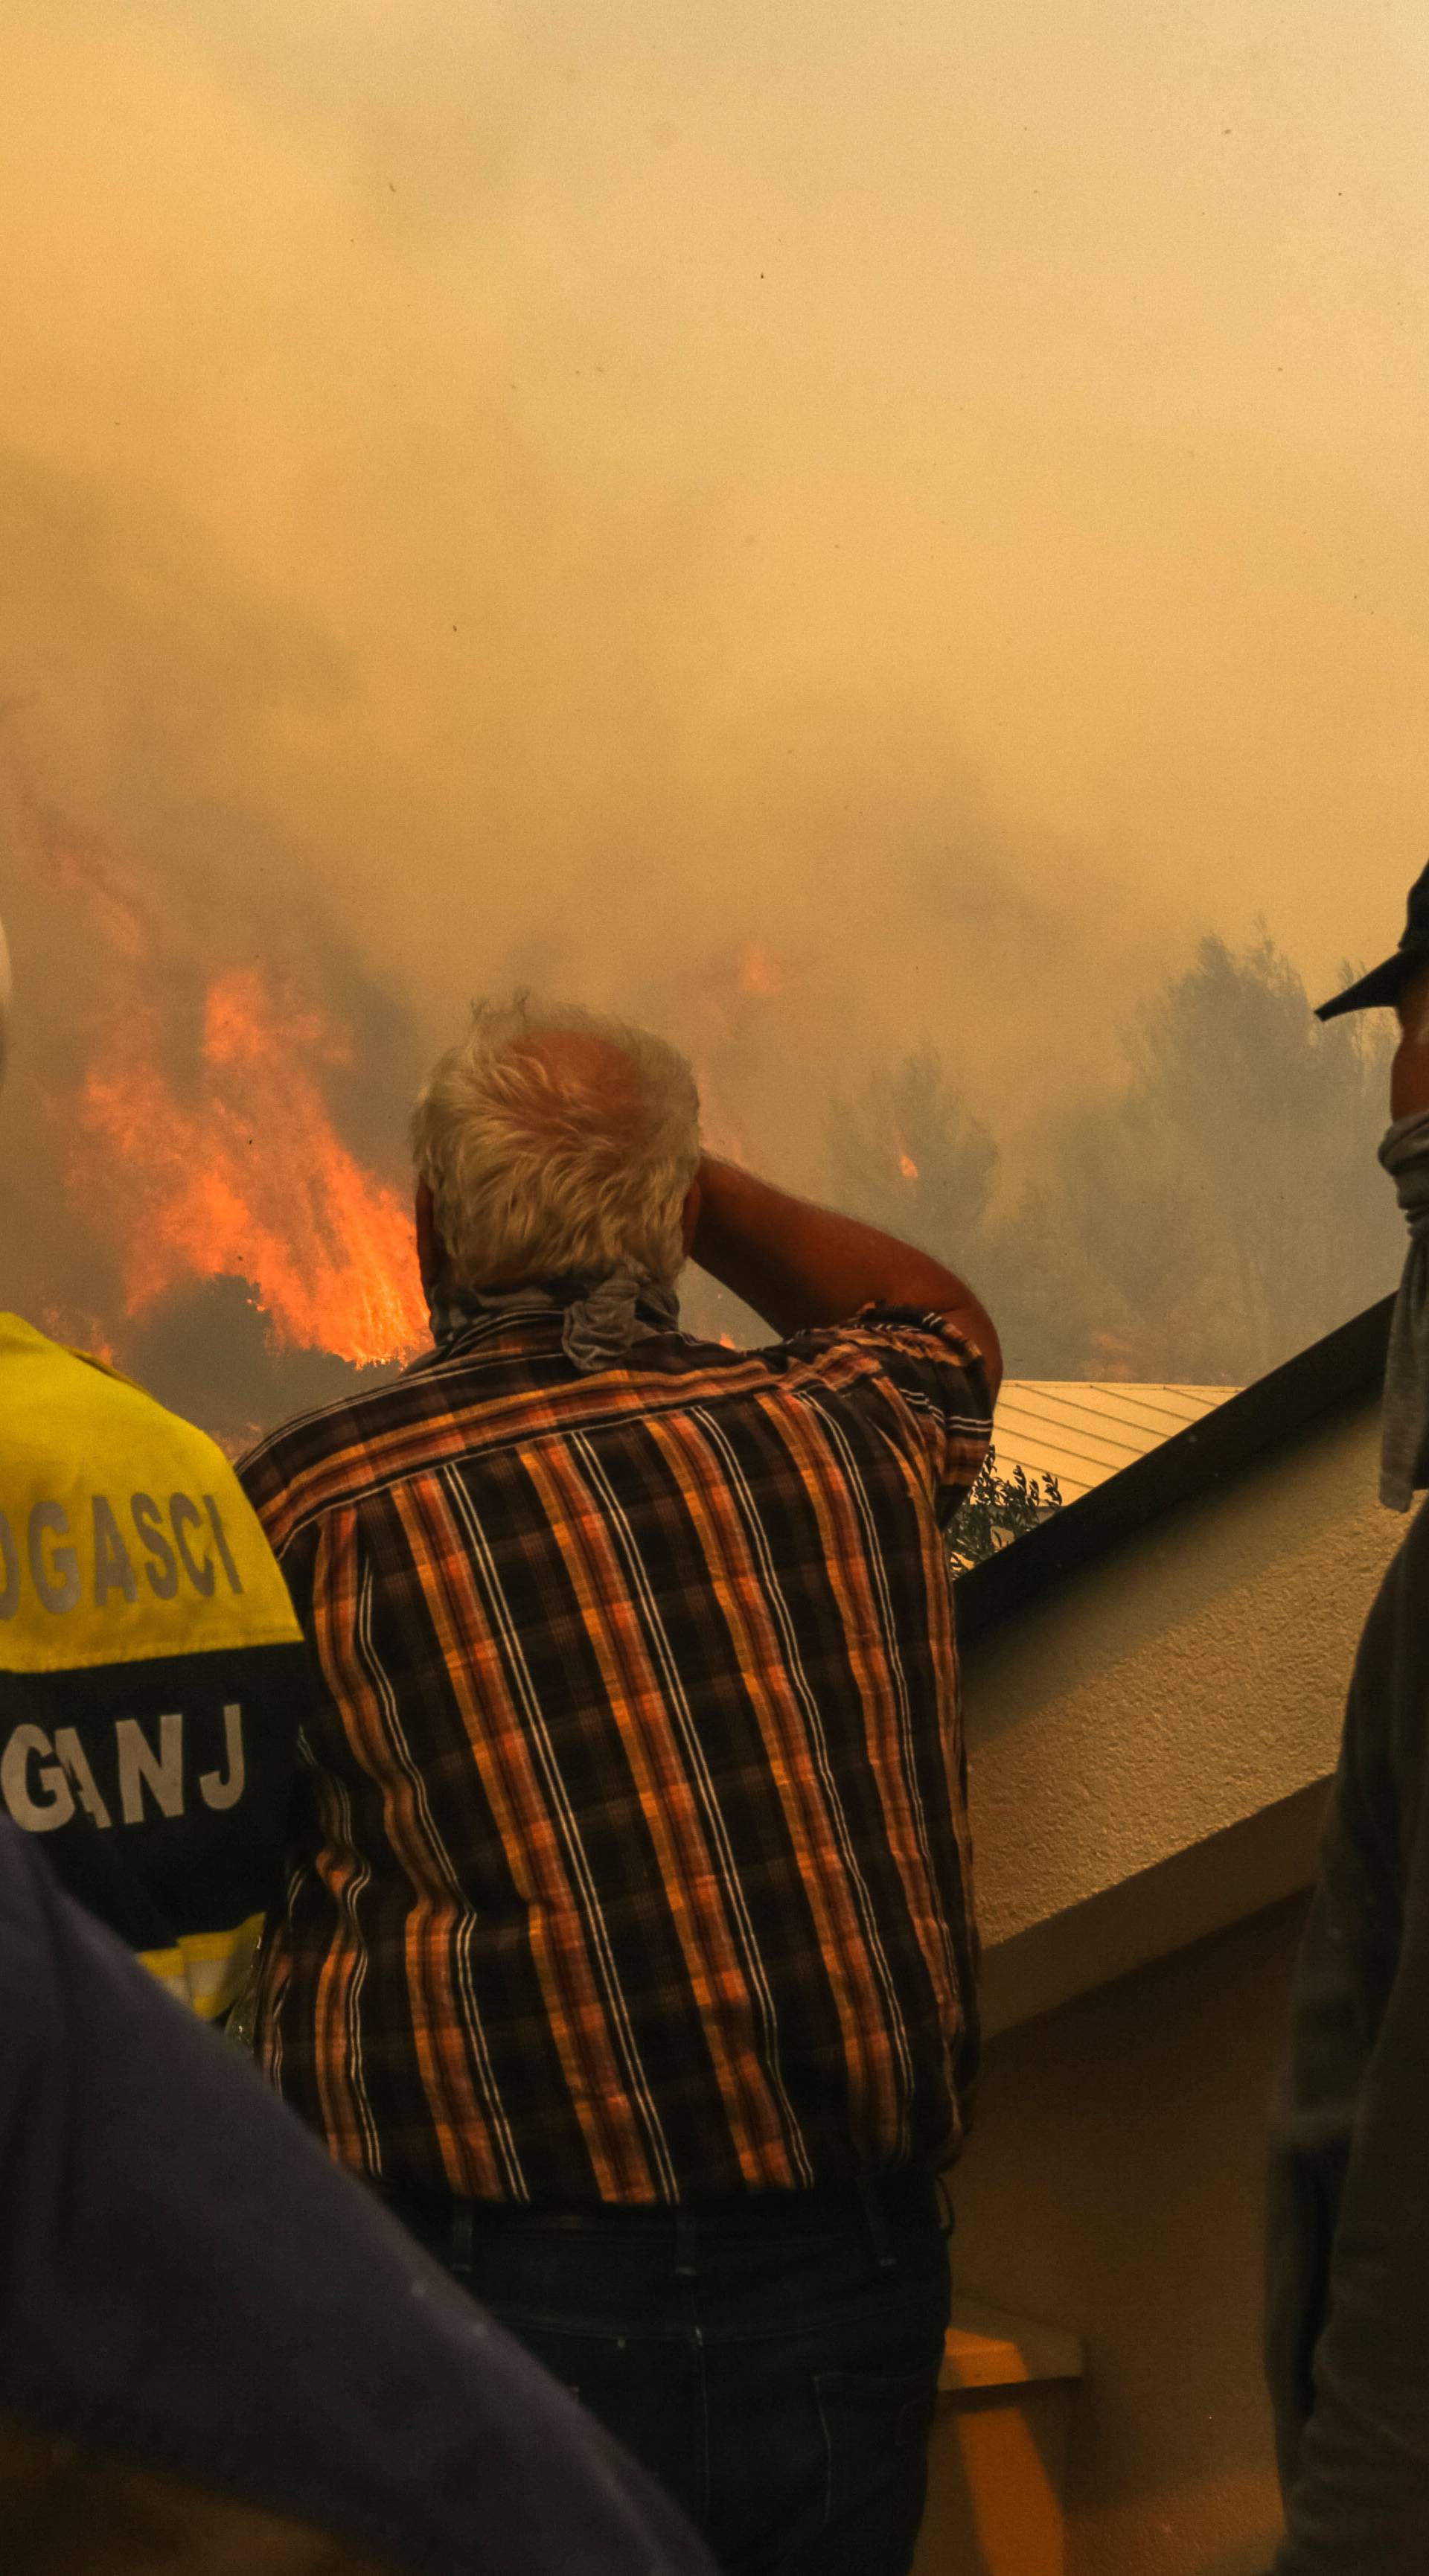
991, 1381, 1240, 1503
959, 1297, 1394, 1644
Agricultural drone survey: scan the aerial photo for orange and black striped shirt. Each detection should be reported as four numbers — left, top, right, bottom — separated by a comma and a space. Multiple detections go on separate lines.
238, 1291, 993, 2206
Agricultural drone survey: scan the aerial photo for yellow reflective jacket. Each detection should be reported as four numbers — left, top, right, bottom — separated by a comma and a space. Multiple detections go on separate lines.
0, 1314, 307, 2017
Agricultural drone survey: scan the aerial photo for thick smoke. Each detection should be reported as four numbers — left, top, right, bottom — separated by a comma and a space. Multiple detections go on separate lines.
1, 4, 1425, 1427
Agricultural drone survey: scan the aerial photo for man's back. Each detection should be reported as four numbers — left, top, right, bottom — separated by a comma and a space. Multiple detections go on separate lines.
240, 1286, 991, 2206
0, 1313, 307, 2013
243, 1002, 1003, 2576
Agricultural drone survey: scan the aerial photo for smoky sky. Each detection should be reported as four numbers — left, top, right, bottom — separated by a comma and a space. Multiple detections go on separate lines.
3, 0, 1428, 1296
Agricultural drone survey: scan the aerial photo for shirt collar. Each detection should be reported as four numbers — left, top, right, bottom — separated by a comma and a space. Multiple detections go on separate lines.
426, 1274, 681, 1375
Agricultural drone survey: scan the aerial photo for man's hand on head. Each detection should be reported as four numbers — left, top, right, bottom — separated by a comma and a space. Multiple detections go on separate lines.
686, 1154, 1003, 1393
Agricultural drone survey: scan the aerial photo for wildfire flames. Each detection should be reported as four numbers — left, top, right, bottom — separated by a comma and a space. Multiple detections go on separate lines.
898, 1150, 918, 1182
22, 794, 427, 1373
682, 936, 796, 1165
734, 940, 786, 1002
73, 965, 427, 1369
19, 793, 802, 1393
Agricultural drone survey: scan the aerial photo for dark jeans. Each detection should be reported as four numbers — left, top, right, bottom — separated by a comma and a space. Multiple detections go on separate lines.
381, 2173, 952, 2576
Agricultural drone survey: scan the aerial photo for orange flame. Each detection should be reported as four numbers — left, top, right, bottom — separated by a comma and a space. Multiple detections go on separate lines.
898, 1150, 919, 1182
26, 803, 154, 962
680, 936, 795, 1163
72, 963, 427, 1369
10, 777, 426, 1375
735, 940, 786, 1001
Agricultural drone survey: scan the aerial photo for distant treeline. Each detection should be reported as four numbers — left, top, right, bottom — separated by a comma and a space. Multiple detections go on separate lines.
828, 931, 1401, 1387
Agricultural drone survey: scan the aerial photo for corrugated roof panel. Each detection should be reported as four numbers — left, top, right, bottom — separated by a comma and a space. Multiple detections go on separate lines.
991, 1382, 1238, 1502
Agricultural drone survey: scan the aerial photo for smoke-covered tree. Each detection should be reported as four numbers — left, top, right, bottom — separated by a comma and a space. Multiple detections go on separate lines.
1036, 932, 1400, 1382
826, 1043, 1099, 1374
827, 1047, 998, 1263
824, 1046, 1091, 1370
829, 930, 1402, 1387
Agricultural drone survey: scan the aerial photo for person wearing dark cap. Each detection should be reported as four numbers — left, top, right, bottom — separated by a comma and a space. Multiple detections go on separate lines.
1265, 863, 1429, 2572
0, 1809, 714, 2576
1317, 858, 1429, 1515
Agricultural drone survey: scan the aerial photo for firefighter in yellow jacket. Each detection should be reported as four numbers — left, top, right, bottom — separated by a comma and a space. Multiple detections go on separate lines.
0, 919, 306, 2017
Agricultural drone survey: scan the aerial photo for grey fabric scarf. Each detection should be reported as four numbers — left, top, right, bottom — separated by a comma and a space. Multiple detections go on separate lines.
1378, 1107, 1429, 1509
429, 1271, 680, 1374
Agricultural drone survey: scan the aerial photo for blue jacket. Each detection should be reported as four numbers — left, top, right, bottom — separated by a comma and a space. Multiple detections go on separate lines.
0, 1817, 713, 2576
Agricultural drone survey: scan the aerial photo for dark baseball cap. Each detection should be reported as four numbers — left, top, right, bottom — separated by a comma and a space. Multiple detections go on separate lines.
1317, 860, 1429, 1020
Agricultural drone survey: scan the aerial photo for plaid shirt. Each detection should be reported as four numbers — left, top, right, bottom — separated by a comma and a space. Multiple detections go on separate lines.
238, 1291, 993, 2206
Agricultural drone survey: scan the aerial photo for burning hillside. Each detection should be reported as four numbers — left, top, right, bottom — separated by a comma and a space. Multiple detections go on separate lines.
73, 962, 426, 1372
3, 770, 813, 1418
8, 785, 426, 1444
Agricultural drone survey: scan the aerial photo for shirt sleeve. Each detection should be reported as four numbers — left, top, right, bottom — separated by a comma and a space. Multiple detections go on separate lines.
788, 1303, 995, 1525
1272, 1508, 1429, 2573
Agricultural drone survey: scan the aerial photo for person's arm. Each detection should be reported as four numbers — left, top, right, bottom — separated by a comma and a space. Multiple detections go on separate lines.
688, 1155, 1003, 1393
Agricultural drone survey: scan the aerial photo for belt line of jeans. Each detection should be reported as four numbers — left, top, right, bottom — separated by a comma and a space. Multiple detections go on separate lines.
418, 2177, 930, 2278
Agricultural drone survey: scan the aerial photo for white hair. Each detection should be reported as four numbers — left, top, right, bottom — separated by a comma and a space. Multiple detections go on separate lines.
410, 997, 701, 1290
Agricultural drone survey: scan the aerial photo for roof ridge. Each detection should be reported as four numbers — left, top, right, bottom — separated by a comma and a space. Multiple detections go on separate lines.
959, 1295, 1396, 1640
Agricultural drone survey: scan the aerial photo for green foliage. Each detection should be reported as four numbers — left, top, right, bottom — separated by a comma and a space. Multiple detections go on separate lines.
949, 1445, 1064, 1573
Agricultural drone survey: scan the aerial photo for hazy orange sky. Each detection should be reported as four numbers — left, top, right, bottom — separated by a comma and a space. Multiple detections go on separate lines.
3, 0, 1428, 1182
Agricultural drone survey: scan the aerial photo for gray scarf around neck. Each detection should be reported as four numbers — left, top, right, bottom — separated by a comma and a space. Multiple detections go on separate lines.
430, 1271, 680, 1375
1378, 1108, 1429, 1509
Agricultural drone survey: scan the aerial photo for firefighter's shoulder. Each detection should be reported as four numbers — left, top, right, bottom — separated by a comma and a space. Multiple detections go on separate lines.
0, 1311, 301, 1669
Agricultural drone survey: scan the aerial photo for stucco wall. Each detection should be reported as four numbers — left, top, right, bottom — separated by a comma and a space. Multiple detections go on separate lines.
943, 1895, 1311, 2576
962, 1398, 1401, 1996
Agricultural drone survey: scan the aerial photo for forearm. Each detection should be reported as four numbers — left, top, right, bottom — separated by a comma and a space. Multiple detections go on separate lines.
689, 1155, 1002, 1384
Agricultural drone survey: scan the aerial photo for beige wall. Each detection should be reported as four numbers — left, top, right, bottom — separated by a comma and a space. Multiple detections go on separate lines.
929, 1392, 1408, 2569
963, 1398, 1400, 2031
909, 1385, 1411, 2567
935, 1894, 1311, 2576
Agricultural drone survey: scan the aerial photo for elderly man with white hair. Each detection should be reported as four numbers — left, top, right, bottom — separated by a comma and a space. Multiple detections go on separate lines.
239, 997, 1002, 2576
0, 930, 714, 2576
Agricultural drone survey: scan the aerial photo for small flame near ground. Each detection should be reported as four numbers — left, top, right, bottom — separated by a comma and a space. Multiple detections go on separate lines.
683, 934, 796, 1169
898, 1149, 919, 1182
735, 940, 786, 1002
